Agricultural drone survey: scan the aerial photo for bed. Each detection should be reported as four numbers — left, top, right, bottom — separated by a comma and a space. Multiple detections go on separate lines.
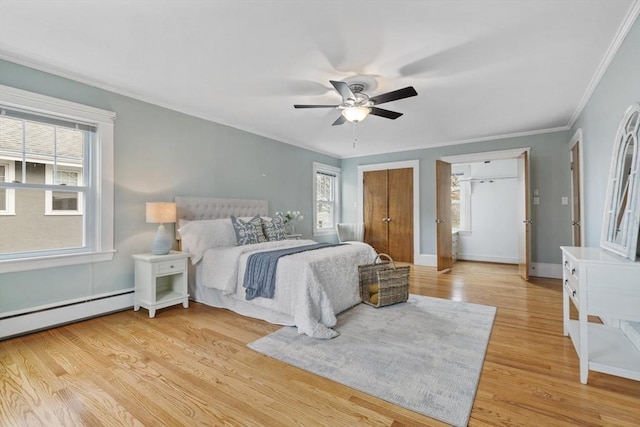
175, 196, 377, 338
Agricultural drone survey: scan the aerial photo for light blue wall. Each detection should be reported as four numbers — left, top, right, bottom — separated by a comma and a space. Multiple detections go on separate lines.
340, 131, 572, 265
0, 59, 339, 314
571, 16, 640, 247
2, 16, 637, 315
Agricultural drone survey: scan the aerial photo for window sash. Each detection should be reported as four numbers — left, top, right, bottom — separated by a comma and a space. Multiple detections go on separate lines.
313, 162, 340, 236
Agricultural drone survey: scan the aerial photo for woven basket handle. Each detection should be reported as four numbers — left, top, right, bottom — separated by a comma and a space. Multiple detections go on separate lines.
374, 253, 396, 269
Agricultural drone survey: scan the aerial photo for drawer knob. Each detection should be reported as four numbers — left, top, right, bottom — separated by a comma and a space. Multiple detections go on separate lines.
572, 290, 577, 297
571, 268, 575, 275
564, 261, 568, 267
170, 265, 174, 269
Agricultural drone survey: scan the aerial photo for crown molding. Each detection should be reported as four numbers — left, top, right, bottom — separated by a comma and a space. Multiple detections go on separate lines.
568, 0, 640, 128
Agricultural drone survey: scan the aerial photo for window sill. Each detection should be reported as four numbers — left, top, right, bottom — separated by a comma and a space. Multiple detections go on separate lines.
0, 250, 116, 273
313, 229, 337, 237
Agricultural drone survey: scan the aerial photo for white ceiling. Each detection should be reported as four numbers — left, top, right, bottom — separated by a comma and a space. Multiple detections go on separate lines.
0, 1, 637, 158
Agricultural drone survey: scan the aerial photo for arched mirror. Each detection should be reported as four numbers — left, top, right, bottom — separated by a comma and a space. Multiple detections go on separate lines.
601, 102, 640, 260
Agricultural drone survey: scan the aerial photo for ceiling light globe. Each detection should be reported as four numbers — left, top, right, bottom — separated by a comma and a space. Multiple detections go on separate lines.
342, 106, 371, 123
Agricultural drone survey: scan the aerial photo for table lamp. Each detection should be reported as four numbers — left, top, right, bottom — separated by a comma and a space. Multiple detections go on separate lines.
146, 202, 176, 255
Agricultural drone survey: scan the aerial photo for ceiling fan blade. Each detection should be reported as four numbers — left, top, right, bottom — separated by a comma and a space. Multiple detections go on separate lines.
330, 80, 356, 101
332, 115, 347, 126
294, 104, 339, 109
369, 86, 418, 105
369, 107, 403, 120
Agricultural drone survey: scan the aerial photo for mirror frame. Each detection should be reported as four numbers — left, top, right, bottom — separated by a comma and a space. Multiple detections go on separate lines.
600, 102, 640, 260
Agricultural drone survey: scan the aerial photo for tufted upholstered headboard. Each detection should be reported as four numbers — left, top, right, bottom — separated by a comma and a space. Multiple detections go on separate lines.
174, 196, 269, 240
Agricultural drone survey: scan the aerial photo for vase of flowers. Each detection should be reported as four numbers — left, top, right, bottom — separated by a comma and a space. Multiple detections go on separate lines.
276, 210, 303, 234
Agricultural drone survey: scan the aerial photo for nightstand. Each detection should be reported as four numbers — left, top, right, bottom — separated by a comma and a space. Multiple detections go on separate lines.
132, 251, 189, 318
286, 234, 302, 240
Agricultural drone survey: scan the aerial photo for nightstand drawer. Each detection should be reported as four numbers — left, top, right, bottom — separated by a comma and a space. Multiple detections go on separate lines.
156, 259, 186, 275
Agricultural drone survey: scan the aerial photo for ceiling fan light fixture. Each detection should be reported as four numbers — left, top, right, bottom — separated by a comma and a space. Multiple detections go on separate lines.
342, 106, 371, 123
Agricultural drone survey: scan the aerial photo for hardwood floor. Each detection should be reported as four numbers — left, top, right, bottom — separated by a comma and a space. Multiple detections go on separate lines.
1, 261, 639, 426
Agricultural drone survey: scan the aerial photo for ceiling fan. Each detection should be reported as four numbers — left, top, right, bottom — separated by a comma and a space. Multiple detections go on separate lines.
294, 80, 418, 126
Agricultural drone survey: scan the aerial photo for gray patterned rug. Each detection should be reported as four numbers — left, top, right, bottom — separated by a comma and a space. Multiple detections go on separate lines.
248, 294, 496, 427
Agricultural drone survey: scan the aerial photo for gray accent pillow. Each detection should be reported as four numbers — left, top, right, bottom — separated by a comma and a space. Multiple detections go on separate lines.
231, 215, 267, 245
262, 216, 287, 241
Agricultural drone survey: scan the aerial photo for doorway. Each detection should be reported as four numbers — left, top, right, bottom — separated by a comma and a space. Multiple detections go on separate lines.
440, 148, 531, 280
569, 129, 584, 246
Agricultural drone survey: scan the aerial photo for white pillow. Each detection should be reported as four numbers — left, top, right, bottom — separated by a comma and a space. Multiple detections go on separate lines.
178, 218, 237, 263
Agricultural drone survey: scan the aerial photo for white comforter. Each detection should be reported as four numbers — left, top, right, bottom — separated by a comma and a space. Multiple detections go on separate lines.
197, 239, 377, 338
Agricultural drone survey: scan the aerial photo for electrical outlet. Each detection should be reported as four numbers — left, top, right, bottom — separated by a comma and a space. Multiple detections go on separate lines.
533, 197, 540, 205
561, 197, 568, 205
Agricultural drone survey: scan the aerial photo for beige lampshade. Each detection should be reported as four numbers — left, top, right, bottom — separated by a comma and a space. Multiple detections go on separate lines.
146, 202, 176, 224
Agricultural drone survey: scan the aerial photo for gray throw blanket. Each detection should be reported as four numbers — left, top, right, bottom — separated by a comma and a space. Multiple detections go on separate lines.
244, 242, 343, 300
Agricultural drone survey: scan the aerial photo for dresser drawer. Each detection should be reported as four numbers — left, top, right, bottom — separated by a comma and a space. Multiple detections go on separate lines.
564, 274, 579, 302
563, 255, 579, 280
156, 259, 186, 275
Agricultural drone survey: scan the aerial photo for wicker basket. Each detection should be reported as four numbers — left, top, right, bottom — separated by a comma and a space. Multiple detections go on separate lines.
358, 253, 410, 308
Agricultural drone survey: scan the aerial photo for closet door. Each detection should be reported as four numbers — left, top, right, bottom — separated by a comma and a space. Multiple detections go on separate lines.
363, 168, 413, 262
388, 168, 413, 262
364, 170, 389, 254
435, 160, 453, 271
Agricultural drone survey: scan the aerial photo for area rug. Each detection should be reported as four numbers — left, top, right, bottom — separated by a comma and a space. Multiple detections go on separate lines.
248, 294, 496, 427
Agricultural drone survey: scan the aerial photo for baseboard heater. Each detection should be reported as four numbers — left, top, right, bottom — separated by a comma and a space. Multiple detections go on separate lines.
0, 288, 134, 340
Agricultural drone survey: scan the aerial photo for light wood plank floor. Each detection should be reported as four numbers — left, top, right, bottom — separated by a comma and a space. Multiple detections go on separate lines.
1, 261, 639, 426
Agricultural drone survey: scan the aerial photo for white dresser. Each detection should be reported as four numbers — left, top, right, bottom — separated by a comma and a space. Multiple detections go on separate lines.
561, 246, 640, 384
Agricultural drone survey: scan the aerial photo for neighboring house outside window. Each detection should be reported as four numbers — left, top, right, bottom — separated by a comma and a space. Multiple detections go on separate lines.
0, 159, 15, 215
313, 162, 341, 237
0, 85, 115, 273
45, 165, 83, 215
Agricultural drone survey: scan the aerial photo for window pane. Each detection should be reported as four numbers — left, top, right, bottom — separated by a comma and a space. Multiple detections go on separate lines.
451, 175, 461, 229
0, 189, 84, 254
52, 191, 78, 211
56, 127, 84, 163
0, 116, 23, 156
316, 201, 334, 229
316, 173, 334, 201
0, 165, 5, 210
52, 169, 79, 211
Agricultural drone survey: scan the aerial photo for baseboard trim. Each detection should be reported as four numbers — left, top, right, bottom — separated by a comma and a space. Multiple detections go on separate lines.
457, 254, 518, 264
529, 262, 563, 279
0, 289, 134, 340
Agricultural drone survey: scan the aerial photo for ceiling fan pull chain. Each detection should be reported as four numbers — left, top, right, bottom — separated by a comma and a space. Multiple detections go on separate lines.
352, 122, 357, 148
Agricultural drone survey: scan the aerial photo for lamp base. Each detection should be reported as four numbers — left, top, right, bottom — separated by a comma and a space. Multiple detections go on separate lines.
151, 224, 172, 255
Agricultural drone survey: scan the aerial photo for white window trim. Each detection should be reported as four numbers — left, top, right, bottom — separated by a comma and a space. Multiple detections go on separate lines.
44, 164, 83, 215
0, 85, 116, 273
313, 162, 341, 237
0, 160, 16, 215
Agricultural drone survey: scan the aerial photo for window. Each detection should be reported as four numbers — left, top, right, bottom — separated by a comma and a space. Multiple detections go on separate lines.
451, 173, 461, 229
45, 165, 83, 215
451, 166, 471, 233
0, 85, 115, 273
0, 160, 15, 215
313, 162, 341, 236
